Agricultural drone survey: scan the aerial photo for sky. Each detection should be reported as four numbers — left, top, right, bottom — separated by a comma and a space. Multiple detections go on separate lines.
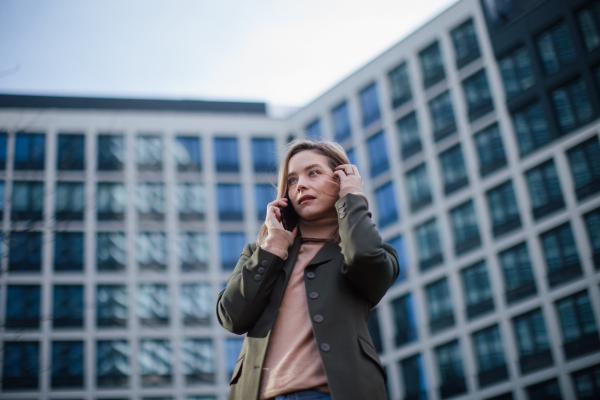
0, 0, 458, 108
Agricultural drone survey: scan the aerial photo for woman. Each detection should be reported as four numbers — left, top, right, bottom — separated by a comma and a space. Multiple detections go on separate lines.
217, 140, 399, 400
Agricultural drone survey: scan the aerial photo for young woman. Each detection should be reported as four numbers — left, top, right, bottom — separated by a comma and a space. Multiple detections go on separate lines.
217, 140, 399, 400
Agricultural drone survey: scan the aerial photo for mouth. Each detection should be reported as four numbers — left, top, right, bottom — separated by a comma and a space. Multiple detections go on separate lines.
298, 195, 316, 205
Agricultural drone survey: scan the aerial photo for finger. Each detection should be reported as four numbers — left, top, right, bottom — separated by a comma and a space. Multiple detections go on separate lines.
267, 198, 289, 208
291, 226, 298, 237
333, 170, 345, 180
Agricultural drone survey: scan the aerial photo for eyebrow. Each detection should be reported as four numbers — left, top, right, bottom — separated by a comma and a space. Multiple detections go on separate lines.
286, 163, 323, 179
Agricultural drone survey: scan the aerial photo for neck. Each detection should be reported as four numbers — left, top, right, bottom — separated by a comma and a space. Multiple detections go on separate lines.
298, 215, 338, 240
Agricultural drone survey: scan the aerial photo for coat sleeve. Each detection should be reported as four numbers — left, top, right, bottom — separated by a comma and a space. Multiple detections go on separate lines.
216, 242, 287, 335
337, 193, 399, 305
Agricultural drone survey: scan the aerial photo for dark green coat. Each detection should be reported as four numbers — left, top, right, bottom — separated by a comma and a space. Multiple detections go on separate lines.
217, 194, 399, 400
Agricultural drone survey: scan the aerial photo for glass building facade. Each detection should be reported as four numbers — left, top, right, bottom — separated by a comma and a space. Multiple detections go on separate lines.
1, 0, 600, 399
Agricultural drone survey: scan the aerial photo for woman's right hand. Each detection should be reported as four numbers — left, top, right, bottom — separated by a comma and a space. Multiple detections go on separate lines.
265, 198, 298, 236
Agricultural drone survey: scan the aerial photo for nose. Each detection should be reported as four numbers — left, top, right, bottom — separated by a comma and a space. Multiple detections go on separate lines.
295, 175, 309, 191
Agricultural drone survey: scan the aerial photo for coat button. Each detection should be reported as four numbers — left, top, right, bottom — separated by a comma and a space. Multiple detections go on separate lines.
339, 212, 346, 219
254, 274, 262, 282
339, 201, 346, 207
258, 267, 266, 274
320, 343, 331, 352
313, 314, 323, 323
261, 260, 268, 267
306, 272, 316, 279
309, 292, 319, 299
338, 206, 346, 212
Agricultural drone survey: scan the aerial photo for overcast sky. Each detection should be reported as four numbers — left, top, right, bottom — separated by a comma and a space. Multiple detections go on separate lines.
0, 0, 457, 107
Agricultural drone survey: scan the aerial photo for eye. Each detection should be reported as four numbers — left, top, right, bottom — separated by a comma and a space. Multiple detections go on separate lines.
288, 177, 298, 185
308, 169, 320, 177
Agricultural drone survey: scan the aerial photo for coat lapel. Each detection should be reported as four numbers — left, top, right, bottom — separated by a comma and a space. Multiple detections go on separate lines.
281, 235, 302, 277
306, 241, 341, 267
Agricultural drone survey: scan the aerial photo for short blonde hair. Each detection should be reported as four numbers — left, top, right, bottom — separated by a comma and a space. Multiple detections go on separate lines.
257, 139, 350, 245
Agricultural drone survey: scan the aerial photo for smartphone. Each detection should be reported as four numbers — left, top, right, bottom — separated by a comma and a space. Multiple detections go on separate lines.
278, 199, 298, 231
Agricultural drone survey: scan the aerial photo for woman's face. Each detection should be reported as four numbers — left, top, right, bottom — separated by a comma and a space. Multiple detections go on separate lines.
287, 150, 340, 221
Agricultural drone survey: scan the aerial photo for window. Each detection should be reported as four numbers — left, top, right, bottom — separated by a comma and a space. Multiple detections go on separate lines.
54, 232, 84, 271
541, 223, 582, 287
450, 200, 480, 255
305, 119, 322, 140
97, 232, 126, 271
406, 163, 432, 211
487, 180, 521, 237
513, 101, 552, 156
474, 123, 506, 176
584, 207, 600, 269
387, 235, 407, 283
57, 134, 85, 170
182, 339, 215, 384
359, 82, 381, 127
367, 131, 389, 177
435, 340, 467, 399
14, 132, 45, 170
137, 232, 167, 271
6, 285, 40, 329
226, 338, 244, 379
391, 294, 417, 347
536, 21, 576, 75
526, 378, 563, 400
137, 284, 169, 326
374, 181, 398, 228
513, 308, 552, 374
97, 340, 130, 387
426, 278, 454, 333
174, 136, 201, 172
429, 91, 456, 141
97, 182, 126, 220
419, 41, 445, 88
451, 18, 480, 68
400, 354, 428, 400
0, 131, 6, 169
217, 183, 243, 221
462, 261, 494, 320
97, 134, 124, 171
499, 46, 535, 97
525, 159, 564, 220
136, 135, 163, 171
346, 147, 357, 166
499, 242, 536, 304
176, 182, 206, 220
473, 325, 508, 387
51, 341, 83, 388
415, 218, 443, 270
366, 308, 383, 353
440, 144, 468, 194
9, 232, 42, 271
396, 112, 422, 159
572, 363, 600, 400
0, 181, 4, 219
214, 137, 239, 172
255, 183, 276, 221
578, 1, 600, 52
462, 69, 493, 121
53, 285, 83, 328
331, 102, 352, 142
55, 182, 84, 220
552, 78, 594, 134
567, 136, 600, 200
388, 62, 412, 108
2, 342, 39, 389
556, 290, 600, 359
252, 138, 277, 173
178, 233, 209, 271
181, 283, 211, 326
136, 182, 165, 220
97, 285, 127, 327
11, 181, 43, 220
139, 340, 172, 386
220, 232, 246, 270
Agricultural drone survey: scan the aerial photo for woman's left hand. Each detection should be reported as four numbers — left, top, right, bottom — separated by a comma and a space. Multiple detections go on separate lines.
334, 164, 364, 195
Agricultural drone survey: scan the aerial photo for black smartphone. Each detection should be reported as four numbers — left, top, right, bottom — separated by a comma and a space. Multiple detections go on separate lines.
278, 199, 298, 231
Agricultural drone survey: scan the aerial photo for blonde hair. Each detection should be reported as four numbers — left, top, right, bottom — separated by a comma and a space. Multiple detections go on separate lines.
257, 139, 351, 245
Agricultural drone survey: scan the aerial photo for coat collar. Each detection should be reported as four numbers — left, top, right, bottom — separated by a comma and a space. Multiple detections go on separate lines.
282, 235, 341, 277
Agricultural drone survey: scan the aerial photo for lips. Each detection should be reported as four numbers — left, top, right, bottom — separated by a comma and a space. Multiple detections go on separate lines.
298, 195, 316, 205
